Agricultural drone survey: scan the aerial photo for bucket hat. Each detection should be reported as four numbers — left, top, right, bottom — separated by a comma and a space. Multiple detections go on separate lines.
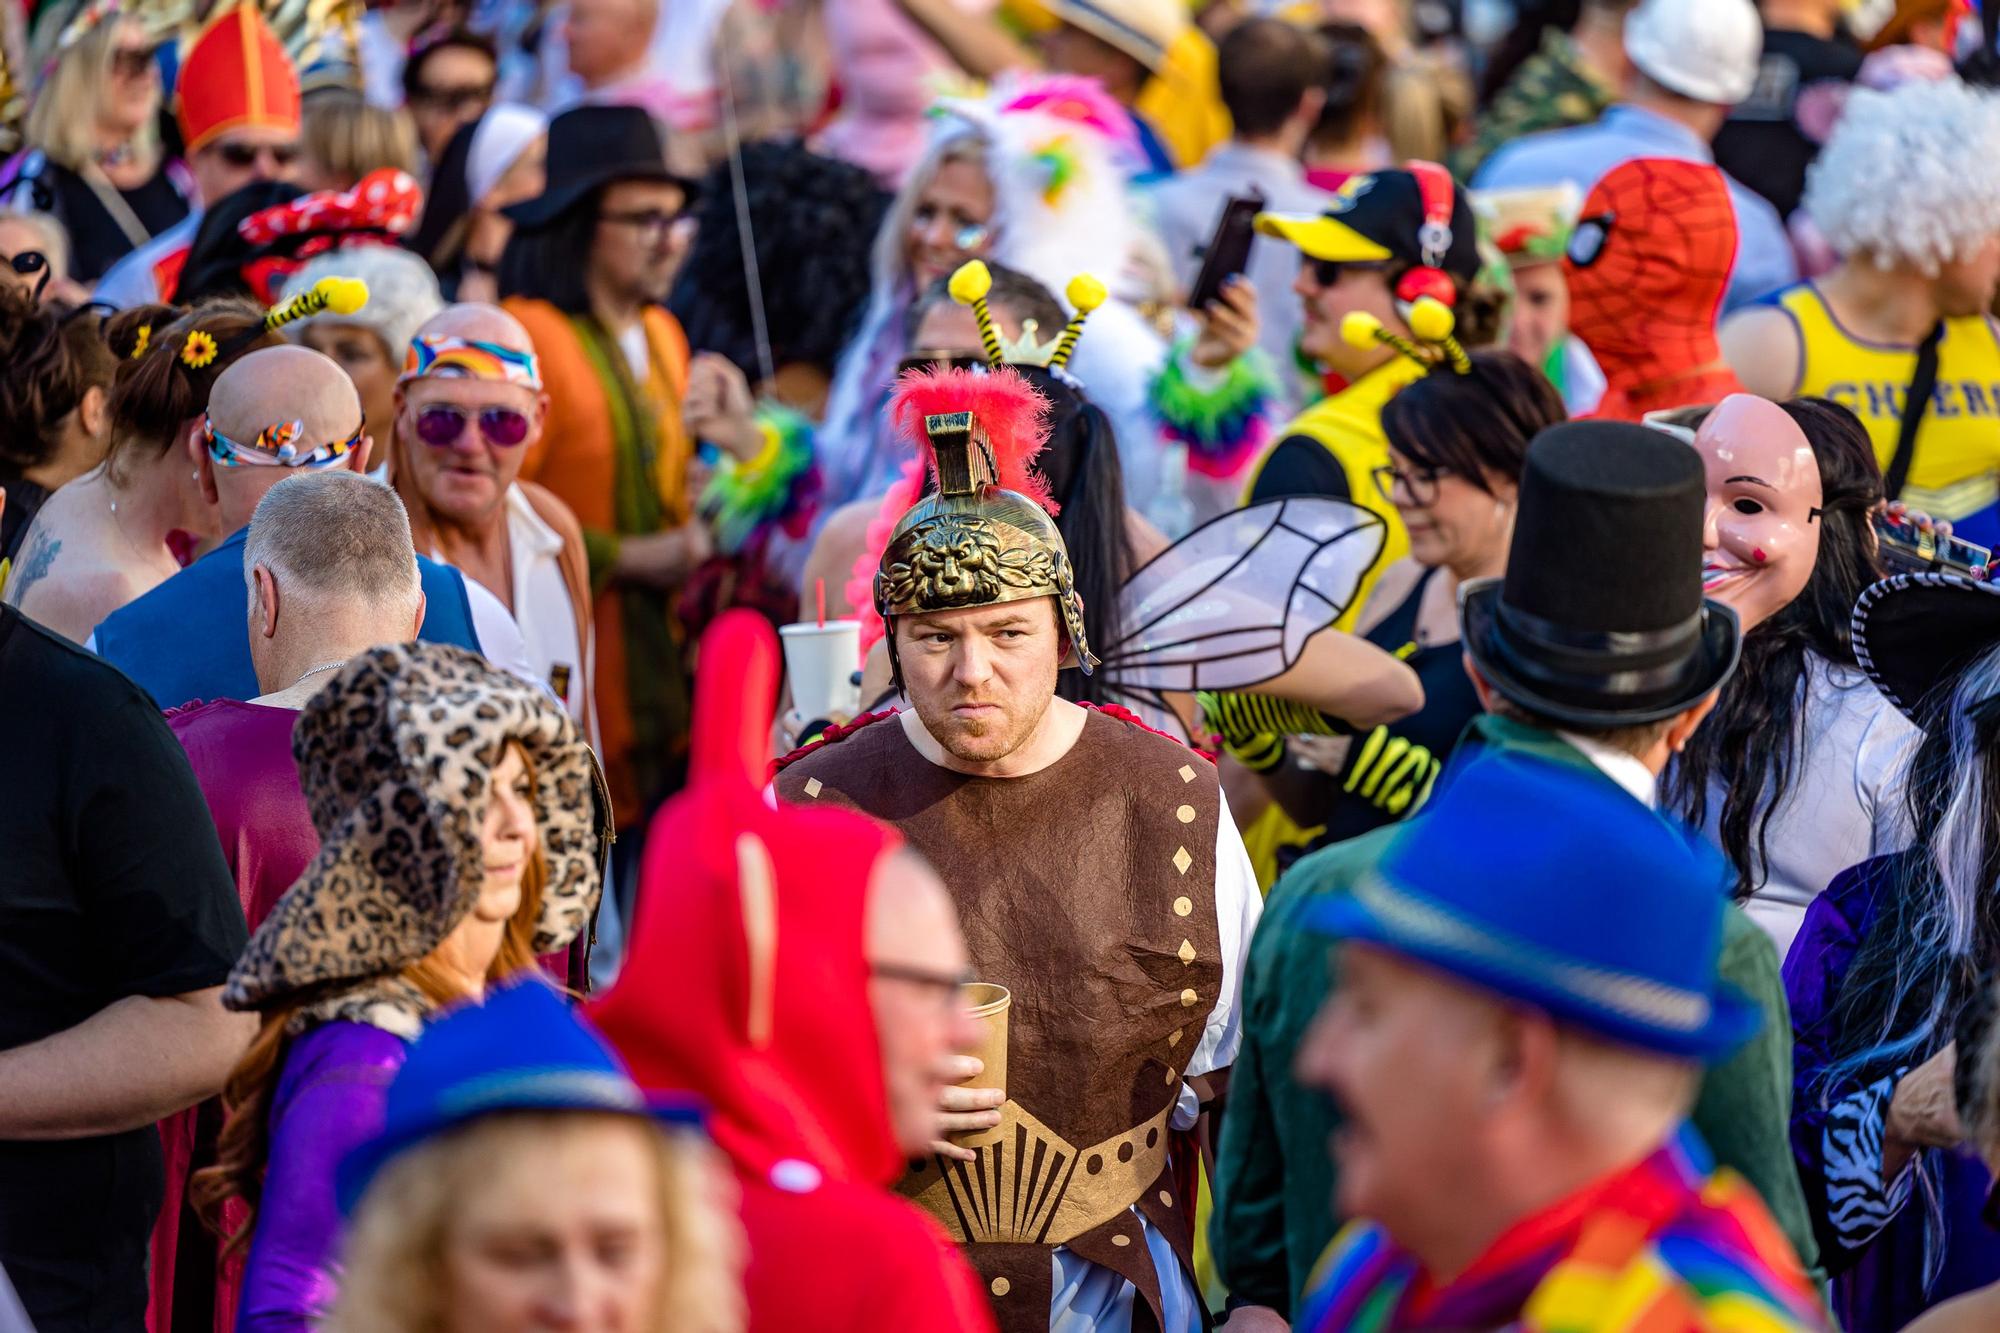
337, 978, 703, 1212
1304, 754, 1761, 1060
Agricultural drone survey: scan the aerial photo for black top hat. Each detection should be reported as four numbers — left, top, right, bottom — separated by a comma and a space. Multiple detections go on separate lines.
1460, 420, 1742, 726
501, 105, 691, 231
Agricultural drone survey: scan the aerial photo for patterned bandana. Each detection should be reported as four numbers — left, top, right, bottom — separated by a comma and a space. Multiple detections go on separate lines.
399, 335, 543, 390
204, 413, 363, 469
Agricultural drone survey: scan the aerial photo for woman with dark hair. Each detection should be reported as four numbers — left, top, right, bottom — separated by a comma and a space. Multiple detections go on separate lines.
1666, 395, 1916, 956
666, 141, 887, 420
1214, 349, 1563, 846
1302, 22, 1389, 192
4, 299, 272, 640
407, 103, 545, 302
400, 27, 496, 165
1785, 574, 2000, 1329
0, 288, 118, 561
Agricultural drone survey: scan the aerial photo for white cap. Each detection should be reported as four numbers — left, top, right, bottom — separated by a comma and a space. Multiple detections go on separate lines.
1623, 0, 1762, 106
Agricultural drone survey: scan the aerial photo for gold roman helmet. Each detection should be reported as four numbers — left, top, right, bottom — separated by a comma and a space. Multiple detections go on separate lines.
873, 371, 1098, 677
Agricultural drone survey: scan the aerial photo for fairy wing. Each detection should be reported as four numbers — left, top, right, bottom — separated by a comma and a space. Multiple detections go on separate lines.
1101, 498, 1388, 713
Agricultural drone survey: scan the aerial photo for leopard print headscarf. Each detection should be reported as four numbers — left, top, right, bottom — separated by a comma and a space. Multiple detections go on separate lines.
223, 643, 607, 1021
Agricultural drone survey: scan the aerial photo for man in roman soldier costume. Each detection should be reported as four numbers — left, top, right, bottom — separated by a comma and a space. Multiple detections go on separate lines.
775, 344, 1261, 1332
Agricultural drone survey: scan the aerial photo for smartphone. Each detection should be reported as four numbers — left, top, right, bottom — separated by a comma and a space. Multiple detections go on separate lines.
1873, 509, 1993, 578
1186, 191, 1264, 312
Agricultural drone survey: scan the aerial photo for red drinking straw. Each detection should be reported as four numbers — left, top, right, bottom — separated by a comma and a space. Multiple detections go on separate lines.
816, 578, 826, 628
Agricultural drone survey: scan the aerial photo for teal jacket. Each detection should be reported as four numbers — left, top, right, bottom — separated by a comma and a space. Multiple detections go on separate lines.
1209, 714, 1823, 1314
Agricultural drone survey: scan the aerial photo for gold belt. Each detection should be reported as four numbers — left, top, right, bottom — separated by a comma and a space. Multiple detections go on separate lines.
899, 1101, 1173, 1246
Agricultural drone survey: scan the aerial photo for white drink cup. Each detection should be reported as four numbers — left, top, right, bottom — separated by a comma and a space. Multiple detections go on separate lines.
780, 619, 862, 722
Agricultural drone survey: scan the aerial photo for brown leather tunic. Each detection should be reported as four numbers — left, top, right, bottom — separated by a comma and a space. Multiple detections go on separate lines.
776, 707, 1224, 1332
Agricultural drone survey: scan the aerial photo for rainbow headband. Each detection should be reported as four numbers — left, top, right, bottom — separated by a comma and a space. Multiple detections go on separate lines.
204, 414, 363, 470
399, 336, 543, 390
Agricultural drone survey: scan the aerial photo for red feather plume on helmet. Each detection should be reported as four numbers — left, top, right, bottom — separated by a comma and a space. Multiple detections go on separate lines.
848, 366, 1058, 659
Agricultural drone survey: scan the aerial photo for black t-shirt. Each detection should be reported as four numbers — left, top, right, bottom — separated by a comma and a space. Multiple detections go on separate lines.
0, 606, 246, 1333
1712, 29, 1864, 220
1248, 434, 1351, 502
44, 160, 190, 284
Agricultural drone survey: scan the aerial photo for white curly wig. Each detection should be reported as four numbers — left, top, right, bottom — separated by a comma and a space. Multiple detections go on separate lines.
1804, 78, 2000, 275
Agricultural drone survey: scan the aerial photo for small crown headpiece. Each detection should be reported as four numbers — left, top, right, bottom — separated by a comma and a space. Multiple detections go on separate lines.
947, 260, 1105, 373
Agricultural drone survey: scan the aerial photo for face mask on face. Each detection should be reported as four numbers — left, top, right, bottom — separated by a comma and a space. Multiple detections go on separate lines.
1694, 394, 1823, 632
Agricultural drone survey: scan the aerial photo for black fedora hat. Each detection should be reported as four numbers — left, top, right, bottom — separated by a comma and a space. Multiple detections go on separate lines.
1461, 420, 1742, 726
502, 105, 690, 231
1852, 572, 2000, 725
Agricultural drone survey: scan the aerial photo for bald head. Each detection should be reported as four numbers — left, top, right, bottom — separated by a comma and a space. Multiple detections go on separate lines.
201, 346, 372, 533
413, 302, 535, 356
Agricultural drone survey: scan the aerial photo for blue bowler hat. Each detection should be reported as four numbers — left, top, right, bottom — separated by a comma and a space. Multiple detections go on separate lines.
337, 978, 705, 1214
1303, 755, 1761, 1060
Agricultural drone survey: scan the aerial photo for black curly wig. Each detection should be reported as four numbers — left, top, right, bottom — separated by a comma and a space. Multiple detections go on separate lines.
666, 139, 888, 384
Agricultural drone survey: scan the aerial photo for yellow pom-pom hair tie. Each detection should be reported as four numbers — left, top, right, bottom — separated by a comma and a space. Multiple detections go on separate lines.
263, 276, 370, 332
948, 260, 1005, 368
1050, 273, 1106, 370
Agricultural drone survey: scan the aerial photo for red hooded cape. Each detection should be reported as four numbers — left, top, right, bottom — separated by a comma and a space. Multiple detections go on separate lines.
587, 611, 997, 1333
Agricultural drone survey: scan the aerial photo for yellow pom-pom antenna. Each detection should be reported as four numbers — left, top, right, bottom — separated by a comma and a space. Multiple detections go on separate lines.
1405, 295, 1471, 374
1340, 311, 1384, 351
1405, 296, 1455, 344
1049, 271, 1106, 369
948, 259, 992, 305
1064, 273, 1106, 315
1339, 310, 1434, 372
263, 276, 371, 333
948, 260, 1004, 368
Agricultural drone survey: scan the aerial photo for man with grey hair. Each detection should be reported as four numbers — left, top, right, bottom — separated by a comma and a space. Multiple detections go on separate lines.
93, 344, 536, 710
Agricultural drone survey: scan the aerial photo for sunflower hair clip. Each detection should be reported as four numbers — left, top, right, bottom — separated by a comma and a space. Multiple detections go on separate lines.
180, 329, 219, 370
129, 323, 150, 359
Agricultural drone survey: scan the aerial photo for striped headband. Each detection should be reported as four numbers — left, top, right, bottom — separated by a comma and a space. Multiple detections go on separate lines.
400, 336, 543, 390
204, 414, 363, 470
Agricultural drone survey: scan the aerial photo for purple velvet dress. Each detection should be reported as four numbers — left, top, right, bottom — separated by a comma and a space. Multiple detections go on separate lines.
235, 1021, 408, 1332
1784, 853, 2000, 1331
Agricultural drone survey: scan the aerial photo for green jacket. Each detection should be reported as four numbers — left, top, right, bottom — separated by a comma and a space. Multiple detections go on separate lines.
1208, 715, 1823, 1315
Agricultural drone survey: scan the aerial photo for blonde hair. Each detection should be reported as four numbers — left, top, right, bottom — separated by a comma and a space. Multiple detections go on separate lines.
300, 89, 420, 190
26, 17, 159, 172
327, 1111, 745, 1333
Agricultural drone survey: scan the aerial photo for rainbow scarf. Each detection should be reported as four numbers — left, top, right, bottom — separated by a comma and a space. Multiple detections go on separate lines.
1296, 1126, 1826, 1332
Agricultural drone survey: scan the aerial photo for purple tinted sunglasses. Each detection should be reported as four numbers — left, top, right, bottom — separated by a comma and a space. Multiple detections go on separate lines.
414, 404, 531, 448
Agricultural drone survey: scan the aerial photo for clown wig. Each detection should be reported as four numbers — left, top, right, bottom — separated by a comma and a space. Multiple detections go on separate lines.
1804, 78, 2000, 276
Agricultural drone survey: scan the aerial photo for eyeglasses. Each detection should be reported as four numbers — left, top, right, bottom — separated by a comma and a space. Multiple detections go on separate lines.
1373, 461, 1446, 506
896, 351, 987, 377
868, 960, 978, 1010
1302, 256, 1385, 287
111, 44, 157, 79
411, 82, 494, 114
1, 248, 51, 302
598, 208, 681, 246
414, 403, 532, 448
211, 139, 302, 172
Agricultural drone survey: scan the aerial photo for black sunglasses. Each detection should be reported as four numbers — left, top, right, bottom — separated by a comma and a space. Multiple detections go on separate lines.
213, 140, 302, 171
1302, 256, 1385, 287
3, 249, 51, 302
111, 44, 157, 79
411, 82, 494, 114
